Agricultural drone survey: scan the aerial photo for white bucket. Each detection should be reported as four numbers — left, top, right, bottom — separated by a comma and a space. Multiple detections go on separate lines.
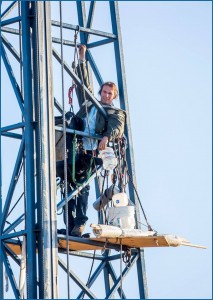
112, 192, 128, 207
99, 147, 117, 170
107, 206, 135, 229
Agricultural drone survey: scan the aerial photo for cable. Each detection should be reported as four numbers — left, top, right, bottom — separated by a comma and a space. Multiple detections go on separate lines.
7, 192, 24, 218
81, 250, 96, 299
68, 27, 79, 111
105, 170, 110, 225
98, 171, 107, 224
75, 48, 105, 200
59, 2, 70, 298
120, 239, 123, 299
6, 159, 24, 217
126, 169, 153, 231
111, 136, 154, 231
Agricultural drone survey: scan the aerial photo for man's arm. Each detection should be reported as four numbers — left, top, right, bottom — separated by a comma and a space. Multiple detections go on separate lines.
75, 45, 93, 108
99, 136, 109, 150
98, 108, 126, 150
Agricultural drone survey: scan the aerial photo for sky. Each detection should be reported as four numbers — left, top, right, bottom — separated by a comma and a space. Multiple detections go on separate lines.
118, 1, 212, 299
1, 1, 212, 299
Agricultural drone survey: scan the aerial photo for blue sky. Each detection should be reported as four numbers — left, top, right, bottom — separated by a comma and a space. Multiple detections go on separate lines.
1, 1, 212, 299
118, 1, 212, 298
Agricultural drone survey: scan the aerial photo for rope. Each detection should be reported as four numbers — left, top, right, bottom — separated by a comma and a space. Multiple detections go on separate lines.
76, 49, 97, 154
71, 134, 94, 186
98, 171, 107, 224
68, 27, 79, 111
72, 27, 79, 72
105, 138, 154, 232
65, 45, 107, 293
117, 140, 123, 191
75, 47, 104, 202
59, 3, 70, 298
81, 250, 96, 299
105, 170, 110, 225
120, 138, 128, 192
110, 137, 154, 231
137, 220, 158, 233
126, 169, 153, 231
120, 239, 123, 299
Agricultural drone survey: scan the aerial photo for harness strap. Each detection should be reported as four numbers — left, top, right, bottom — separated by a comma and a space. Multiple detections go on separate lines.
71, 134, 94, 186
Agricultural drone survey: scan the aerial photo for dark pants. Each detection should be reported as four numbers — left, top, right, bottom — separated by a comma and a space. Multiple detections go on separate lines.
63, 185, 90, 233
56, 150, 101, 234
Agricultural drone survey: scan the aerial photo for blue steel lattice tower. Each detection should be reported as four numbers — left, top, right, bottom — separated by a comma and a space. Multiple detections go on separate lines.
0, 2, 148, 298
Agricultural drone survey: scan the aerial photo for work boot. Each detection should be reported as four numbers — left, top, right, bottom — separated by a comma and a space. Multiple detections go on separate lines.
70, 225, 85, 237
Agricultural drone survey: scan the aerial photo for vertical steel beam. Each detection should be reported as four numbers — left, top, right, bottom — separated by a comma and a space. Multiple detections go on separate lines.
30, 2, 44, 297
21, 2, 37, 298
106, 253, 138, 299
107, 261, 127, 298
77, 260, 106, 299
104, 262, 114, 298
110, 2, 148, 298
76, 1, 87, 45
109, 1, 138, 211
136, 249, 149, 299
85, 2, 96, 44
34, 2, 58, 298
103, 251, 114, 298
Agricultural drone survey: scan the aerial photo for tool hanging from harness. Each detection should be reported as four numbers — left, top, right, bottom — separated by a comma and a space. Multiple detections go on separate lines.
68, 26, 78, 110
55, 111, 84, 184
55, 109, 100, 187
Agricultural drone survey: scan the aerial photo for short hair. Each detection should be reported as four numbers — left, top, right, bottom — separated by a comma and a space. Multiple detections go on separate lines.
98, 82, 118, 99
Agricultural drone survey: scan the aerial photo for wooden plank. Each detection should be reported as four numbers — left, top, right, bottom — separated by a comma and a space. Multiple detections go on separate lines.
5, 243, 22, 256
5, 235, 173, 256
89, 236, 171, 248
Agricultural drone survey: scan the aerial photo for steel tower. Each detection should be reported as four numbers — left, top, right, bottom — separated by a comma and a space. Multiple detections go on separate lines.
0, 2, 148, 298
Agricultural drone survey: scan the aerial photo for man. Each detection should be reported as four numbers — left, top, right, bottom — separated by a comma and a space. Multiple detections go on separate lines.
61, 45, 126, 237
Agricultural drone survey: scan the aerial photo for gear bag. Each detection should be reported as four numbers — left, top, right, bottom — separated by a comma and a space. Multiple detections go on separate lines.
55, 111, 85, 162
55, 112, 102, 186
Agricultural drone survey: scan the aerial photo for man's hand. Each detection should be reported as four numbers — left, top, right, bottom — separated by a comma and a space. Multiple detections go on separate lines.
79, 44, 86, 61
98, 136, 109, 150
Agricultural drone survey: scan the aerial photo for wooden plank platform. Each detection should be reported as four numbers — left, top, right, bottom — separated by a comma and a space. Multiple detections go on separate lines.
58, 235, 174, 251
91, 236, 173, 248
5, 234, 180, 256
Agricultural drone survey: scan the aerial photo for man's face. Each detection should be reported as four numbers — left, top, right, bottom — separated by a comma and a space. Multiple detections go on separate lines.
100, 85, 115, 105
